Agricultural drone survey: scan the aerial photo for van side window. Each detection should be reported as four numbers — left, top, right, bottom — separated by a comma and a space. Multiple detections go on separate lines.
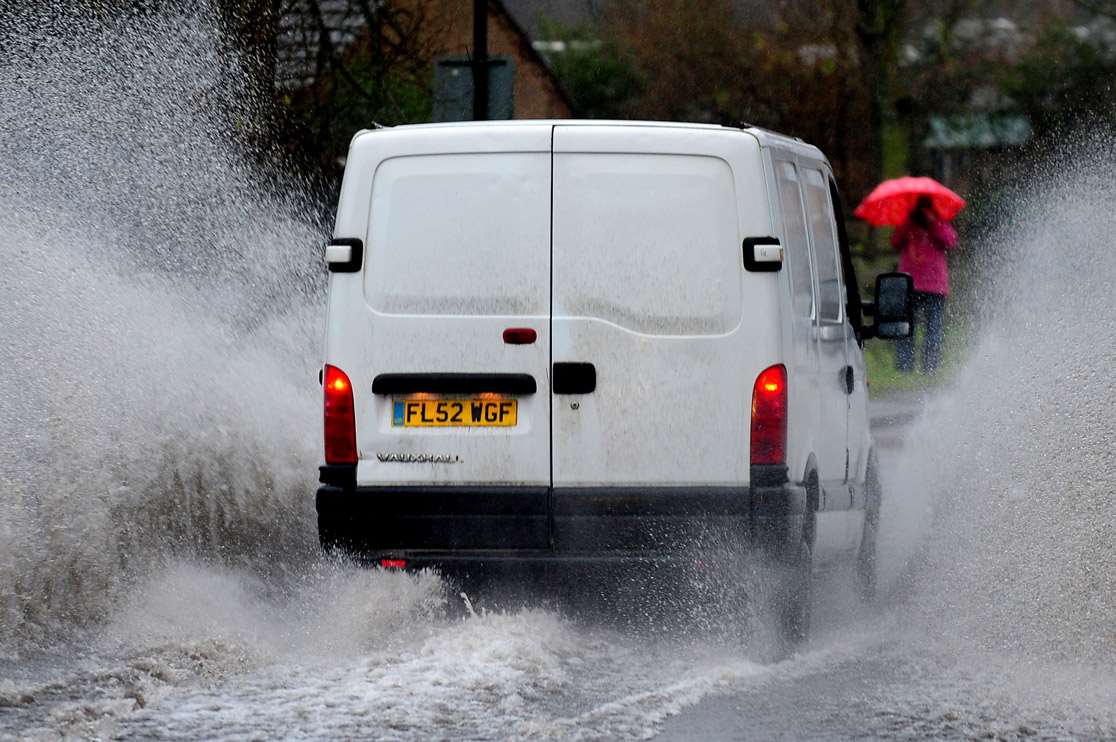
775, 160, 814, 319
803, 167, 843, 323
829, 178, 864, 342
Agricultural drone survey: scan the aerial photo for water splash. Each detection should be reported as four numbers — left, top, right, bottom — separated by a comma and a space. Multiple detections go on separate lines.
879, 133, 1116, 665
0, 2, 327, 654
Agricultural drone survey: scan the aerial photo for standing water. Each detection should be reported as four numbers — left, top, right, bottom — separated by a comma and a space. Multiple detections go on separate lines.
3, 4, 1116, 739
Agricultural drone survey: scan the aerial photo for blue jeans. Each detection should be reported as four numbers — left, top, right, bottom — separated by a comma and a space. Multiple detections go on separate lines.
896, 291, 945, 374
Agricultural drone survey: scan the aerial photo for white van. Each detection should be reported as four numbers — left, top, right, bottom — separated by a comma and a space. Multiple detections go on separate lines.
316, 121, 912, 646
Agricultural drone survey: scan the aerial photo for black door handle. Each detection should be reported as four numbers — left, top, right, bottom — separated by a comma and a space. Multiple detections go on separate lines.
553, 362, 596, 394
842, 365, 854, 395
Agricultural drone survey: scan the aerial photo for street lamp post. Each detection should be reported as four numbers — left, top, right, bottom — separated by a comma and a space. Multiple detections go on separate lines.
472, 0, 488, 121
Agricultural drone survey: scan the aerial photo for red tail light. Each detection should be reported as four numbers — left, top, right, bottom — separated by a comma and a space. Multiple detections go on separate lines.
324, 364, 357, 465
380, 558, 407, 569
751, 364, 787, 466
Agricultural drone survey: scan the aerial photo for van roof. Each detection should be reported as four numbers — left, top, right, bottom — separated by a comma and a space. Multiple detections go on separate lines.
349, 120, 826, 160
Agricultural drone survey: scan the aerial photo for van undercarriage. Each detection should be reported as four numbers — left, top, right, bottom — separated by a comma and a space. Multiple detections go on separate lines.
315, 465, 807, 567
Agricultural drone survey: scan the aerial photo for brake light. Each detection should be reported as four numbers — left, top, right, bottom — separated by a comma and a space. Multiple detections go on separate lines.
380, 558, 407, 569
324, 364, 357, 465
751, 364, 787, 466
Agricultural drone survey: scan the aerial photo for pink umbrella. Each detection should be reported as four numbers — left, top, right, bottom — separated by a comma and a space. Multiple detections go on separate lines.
853, 176, 966, 227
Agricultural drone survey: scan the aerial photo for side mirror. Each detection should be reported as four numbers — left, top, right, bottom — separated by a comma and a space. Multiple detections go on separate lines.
867, 272, 913, 340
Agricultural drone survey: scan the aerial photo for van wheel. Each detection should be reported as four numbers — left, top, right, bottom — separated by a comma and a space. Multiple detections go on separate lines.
856, 451, 881, 603
775, 535, 812, 656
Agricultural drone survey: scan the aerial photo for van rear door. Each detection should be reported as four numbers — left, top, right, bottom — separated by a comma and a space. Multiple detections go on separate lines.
550, 126, 773, 491
353, 128, 552, 486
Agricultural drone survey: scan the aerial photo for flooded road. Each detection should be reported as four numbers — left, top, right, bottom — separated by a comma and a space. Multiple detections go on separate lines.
659, 639, 1116, 740
657, 395, 1116, 741
4, 397, 1114, 741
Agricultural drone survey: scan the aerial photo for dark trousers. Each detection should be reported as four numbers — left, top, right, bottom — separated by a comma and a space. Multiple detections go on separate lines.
896, 291, 946, 374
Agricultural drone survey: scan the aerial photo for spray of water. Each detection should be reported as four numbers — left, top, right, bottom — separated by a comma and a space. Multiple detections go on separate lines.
879, 136, 1116, 667
0, 2, 328, 654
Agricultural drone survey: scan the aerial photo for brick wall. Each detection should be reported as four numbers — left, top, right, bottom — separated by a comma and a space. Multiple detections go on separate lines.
427, 1, 572, 119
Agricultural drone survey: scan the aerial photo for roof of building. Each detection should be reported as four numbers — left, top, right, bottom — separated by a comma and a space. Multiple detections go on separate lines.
487, 0, 574, 112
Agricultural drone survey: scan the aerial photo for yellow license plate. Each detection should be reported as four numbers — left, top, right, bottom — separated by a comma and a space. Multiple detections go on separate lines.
392, 398, 517, 427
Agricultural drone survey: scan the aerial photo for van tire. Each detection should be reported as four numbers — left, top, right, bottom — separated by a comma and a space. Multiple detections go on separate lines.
766, 468, 816, 658
774, 535, 812, 656
856, 450, 881, 603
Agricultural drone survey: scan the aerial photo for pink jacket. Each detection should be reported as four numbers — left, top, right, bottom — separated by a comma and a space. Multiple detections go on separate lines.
891, 219, 958, 295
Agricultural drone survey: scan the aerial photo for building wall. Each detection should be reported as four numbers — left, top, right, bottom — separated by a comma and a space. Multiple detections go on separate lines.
429, 1, 572, 119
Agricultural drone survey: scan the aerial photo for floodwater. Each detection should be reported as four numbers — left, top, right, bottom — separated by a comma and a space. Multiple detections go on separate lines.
3, 5, 1116, 740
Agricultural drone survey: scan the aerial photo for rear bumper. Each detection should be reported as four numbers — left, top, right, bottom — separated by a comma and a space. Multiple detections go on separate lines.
316, 466, 807, 566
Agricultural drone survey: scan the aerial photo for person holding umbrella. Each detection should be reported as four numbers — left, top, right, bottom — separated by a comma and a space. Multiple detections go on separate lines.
855, 177, 964, 375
